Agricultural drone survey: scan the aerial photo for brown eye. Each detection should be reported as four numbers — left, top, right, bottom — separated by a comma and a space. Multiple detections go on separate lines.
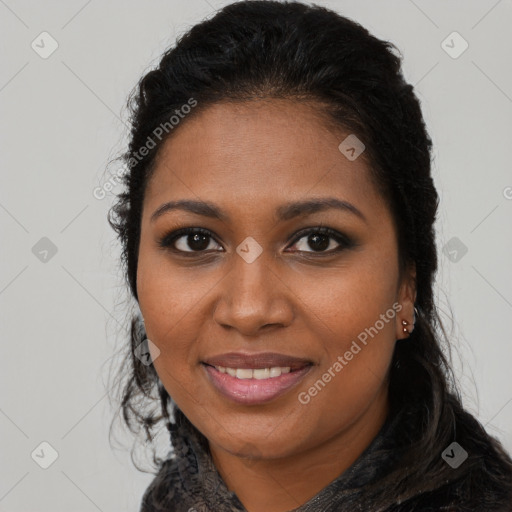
286, 227, 355, 254
159, 228, 223, 253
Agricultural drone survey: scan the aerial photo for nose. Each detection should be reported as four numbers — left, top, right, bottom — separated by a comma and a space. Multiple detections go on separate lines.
213, 250, 294, 337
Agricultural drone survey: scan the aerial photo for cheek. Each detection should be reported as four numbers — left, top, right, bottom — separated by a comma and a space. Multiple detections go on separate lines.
138, 268, 207, 411
136, 252, 227, 406
292, 260, 398, 419
136, 248, 211, 337
296, 313, 397, 438
136, 256, 198, 374
291, 248, 399, 336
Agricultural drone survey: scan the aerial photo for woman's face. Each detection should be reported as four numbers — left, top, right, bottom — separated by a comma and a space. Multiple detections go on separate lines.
137, 99, 415, 461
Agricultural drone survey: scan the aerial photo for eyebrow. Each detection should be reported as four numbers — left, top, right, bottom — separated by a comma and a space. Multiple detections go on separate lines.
150, 197, 367, 224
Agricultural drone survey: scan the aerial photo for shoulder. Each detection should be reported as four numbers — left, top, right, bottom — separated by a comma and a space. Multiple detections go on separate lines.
138, 455, 243, 512
138, 457, 188, 512
396, 424, 512, 512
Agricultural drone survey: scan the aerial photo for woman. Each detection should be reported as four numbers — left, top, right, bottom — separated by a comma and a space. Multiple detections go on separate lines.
108, 1, 512, 510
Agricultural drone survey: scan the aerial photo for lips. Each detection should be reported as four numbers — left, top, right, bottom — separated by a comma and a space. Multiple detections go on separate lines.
202, 351, 312, 370
203, 363, 312, 405
201, 352, 313, 405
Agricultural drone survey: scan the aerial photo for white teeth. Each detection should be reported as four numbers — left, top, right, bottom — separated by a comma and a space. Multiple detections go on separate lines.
253, 368, 270, 379
215, 366, 292, 379
269, 367, 281, 377
235, 368, 253, 379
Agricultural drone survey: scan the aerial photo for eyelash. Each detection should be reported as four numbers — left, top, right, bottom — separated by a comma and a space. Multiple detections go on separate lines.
157, 226, 356, 257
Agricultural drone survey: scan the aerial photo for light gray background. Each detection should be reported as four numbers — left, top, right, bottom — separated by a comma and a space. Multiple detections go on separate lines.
1, 0, 511, 510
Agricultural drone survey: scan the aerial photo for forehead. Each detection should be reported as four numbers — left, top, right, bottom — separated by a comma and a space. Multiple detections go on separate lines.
144, 99, 385, 220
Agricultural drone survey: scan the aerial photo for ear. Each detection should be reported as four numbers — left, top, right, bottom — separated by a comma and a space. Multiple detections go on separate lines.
395, 263, 417, 340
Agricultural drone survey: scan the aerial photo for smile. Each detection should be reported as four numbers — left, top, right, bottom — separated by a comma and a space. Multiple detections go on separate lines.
202, 363, 312, 405
213, 365, 292, 379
